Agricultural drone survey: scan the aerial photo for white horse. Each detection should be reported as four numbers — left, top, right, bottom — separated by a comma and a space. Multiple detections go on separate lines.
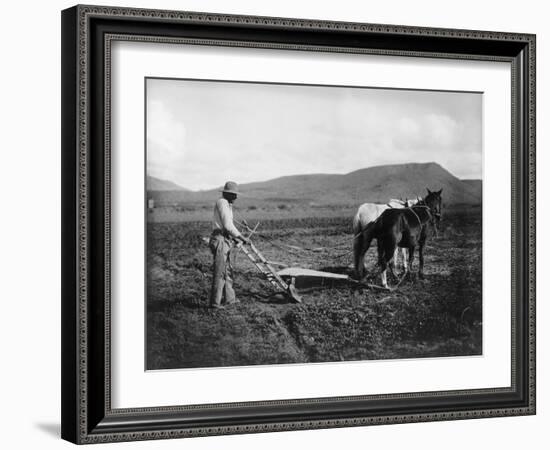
353, 198, 419, 279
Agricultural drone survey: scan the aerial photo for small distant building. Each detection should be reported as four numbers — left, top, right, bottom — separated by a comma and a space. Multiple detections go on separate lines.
148, 198, 155, 211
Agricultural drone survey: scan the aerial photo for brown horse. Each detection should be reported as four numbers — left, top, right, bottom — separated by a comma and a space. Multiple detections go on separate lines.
352, 198, 419, 277
355, 189, 442, 288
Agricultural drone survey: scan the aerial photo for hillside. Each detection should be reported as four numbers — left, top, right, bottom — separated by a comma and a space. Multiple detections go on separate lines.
147, 176, 187, 191
461, 179, 482, 200
149, 163, 482, 206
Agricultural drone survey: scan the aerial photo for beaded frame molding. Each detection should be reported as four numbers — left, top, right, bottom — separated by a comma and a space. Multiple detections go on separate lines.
61, 4, 536, 444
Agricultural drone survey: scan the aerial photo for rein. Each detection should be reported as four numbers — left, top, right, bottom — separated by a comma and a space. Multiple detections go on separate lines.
411, 205, 439, 237
408, 205, 432, 226
407, 207, 422, 225
230, 201, 439, 264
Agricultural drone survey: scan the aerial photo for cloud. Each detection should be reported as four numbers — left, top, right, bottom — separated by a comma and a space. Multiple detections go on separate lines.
146, 80, 482, 190
147, 100, 187, 182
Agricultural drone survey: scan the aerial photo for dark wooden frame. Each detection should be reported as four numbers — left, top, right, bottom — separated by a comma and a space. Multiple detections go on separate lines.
61, 4, 536, 444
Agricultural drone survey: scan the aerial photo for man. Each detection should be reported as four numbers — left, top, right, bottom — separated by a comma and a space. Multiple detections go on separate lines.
208, 181, 250, 308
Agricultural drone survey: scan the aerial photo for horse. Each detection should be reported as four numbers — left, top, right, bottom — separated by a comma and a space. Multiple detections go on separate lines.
357, 188, 443, 288
352, 198, 419, 278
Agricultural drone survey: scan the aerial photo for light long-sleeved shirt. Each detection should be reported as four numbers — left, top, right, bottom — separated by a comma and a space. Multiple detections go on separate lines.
212, 198, 242, 239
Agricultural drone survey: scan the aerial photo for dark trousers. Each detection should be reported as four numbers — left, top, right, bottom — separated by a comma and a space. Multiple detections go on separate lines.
209, 233, 237, 306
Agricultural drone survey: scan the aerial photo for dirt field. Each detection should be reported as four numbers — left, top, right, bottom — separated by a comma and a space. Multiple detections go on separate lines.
146, 205, 482, 370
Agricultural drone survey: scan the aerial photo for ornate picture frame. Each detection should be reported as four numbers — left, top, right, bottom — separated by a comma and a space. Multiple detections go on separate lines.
61, 5, 535, 444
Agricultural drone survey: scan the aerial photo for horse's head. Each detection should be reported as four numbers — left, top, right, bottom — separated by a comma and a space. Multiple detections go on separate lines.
424, 188, 443, 227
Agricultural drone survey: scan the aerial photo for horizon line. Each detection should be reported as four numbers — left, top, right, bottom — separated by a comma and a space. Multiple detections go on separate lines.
148, 161, 481, 192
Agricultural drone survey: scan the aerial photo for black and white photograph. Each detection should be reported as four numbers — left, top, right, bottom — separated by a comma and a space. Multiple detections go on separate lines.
1, 0, 543, 447
145, 78, 483, 370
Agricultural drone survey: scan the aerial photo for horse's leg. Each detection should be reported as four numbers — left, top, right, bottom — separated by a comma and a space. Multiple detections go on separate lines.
401, 248, 408, 273
418, 243, 425, 279
377, 238, 389, 289
387, 238, 399, 282
381, 266, 388, 289
355, 224, 374, 280
391, 247, 399, 276
380, 235, 398, 289
388, 259, 396, 279
391, 230, 403, 276
353, 229, 364, 279
407, 245, 416, 279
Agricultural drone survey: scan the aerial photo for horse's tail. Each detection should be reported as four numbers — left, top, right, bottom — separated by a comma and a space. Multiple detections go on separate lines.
354, 221, 376, 280
352, 214, 363, 278
352, 211, 361, 236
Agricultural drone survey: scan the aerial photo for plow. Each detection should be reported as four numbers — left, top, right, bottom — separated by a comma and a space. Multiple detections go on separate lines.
231, 221, 401, 303
235, 239, 303, 303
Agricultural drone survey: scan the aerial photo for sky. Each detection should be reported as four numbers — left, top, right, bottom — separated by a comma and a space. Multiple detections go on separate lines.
146, 78, 482, 191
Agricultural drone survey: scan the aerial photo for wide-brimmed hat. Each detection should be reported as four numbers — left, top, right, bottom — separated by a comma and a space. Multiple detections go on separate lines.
220, 181, 239, 195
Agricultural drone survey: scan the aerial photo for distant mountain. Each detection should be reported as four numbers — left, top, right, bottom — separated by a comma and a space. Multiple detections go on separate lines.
146, 176, 187, 191
149, 163, 482, 206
